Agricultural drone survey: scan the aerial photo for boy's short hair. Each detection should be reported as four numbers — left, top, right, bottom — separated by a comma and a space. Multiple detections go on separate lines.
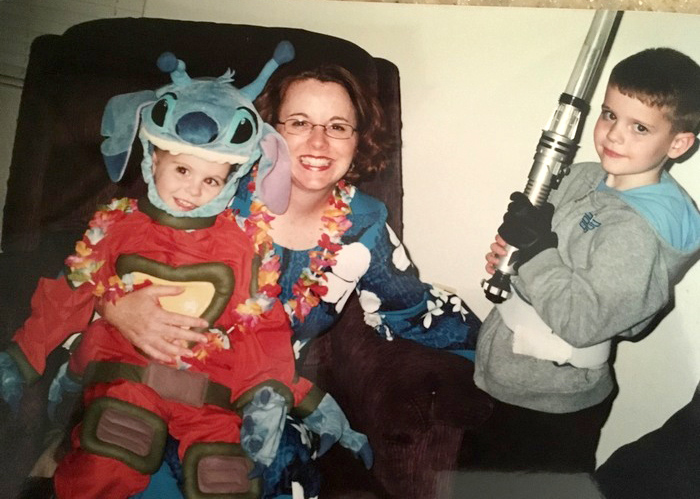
609, 48, 700, 133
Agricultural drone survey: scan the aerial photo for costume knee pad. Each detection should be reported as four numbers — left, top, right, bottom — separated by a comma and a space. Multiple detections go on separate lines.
183, 442, 261, 499
80, 396, 167, 474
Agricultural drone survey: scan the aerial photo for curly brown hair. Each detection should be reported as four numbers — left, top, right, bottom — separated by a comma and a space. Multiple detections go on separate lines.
255, 63, 394, 183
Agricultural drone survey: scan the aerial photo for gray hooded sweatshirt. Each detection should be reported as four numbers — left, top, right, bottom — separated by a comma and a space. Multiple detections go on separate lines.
475, 162, 700, 413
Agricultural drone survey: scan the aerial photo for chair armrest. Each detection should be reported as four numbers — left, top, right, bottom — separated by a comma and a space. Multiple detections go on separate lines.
328, 295, 492, 430
322, 295, 493, 497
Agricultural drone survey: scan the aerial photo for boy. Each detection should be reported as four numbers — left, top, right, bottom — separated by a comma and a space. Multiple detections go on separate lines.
475, 47, 700, 473
0, 50, 370, 498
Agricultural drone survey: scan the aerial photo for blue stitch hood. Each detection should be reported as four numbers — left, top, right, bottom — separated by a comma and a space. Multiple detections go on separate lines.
100, 42, 295, 218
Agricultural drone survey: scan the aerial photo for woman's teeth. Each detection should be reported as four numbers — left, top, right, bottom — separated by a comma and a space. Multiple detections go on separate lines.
300, 156, 330, 169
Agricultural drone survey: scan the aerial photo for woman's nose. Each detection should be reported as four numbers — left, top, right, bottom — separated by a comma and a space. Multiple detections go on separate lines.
308, 124, 329, 147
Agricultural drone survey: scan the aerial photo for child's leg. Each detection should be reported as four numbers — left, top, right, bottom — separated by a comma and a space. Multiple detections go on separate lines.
54, 380, 169, 498
130, 460, 185, 499
474, 395, 613, 473
54, 444, 152, 498
169, 403, 259, 498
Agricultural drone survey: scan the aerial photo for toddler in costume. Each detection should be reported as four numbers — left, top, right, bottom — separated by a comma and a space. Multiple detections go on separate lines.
0, 45, 370, 498
477, 47, 700, 473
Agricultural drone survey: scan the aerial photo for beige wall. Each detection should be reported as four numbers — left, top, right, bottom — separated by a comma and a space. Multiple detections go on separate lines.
2, 0, 699, 466
0, 84, 21, 242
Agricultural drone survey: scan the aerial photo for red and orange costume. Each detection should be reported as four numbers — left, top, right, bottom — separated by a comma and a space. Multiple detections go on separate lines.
8, 197, 322, 498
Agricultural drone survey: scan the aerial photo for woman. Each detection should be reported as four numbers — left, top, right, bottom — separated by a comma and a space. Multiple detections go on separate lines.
104, 63, 483, 497
106, 63, 480, 361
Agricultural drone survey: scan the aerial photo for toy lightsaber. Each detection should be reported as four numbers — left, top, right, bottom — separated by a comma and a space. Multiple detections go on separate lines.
482, 10, 620, 304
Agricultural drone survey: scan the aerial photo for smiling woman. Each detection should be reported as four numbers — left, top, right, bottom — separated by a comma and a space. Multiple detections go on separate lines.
278, 79, 358, 187
269, 78, 360, 247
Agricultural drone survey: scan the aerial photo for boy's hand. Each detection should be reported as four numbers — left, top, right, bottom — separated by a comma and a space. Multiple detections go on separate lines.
498, 192, 558, 270
485, 234, 508, 275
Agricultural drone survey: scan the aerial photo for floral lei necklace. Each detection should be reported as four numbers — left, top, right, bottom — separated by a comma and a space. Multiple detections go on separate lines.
235, 173, 354, 325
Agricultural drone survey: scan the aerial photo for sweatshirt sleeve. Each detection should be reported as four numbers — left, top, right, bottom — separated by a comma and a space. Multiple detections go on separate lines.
518, 211, 669, 348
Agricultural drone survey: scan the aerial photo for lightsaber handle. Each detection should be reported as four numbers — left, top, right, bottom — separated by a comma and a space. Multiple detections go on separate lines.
482, 10, 618, 304
481, 128, 578, 303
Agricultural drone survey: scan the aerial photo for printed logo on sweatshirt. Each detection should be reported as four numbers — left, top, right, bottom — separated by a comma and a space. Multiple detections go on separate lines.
579, 212, 601, 232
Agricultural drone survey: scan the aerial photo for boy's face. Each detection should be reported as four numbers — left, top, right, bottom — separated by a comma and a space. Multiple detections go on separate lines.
152, 150, 230, 212
593, 85, 695, 190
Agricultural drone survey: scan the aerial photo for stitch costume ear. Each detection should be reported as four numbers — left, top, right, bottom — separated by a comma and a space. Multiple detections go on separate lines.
100, 90, 157, 181
257, 124, 292, 215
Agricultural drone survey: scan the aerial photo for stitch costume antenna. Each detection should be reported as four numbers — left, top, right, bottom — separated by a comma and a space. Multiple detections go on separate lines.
0, 44, 371, 499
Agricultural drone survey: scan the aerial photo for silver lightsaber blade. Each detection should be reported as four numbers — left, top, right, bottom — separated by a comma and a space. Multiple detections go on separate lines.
482, 10, 621, 303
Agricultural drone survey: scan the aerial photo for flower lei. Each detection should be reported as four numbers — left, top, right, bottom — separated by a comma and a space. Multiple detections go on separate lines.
236, 175, 353, 325
65, 197, 138, 301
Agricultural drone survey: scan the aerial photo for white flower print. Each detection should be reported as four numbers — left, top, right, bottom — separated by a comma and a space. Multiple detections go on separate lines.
421, 286, 469, 328
422, 298, 445, 328
429, 286, 450, 303
386, 224, 410, 271
363, 312, 382, 328
358, 289, 383, 329
322, 243, 370, 313
449, 295, 469, 321
292, 339, 307, 360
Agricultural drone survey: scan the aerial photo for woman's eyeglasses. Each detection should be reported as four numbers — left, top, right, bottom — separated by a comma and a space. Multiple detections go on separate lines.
277, 119, 356, 140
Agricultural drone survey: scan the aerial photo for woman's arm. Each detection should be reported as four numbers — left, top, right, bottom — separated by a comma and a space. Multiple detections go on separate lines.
347, 196, 480, 352
100, 285, 208, 363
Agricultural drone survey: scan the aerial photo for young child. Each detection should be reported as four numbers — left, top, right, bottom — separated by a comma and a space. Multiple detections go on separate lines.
476, 47, 700, 473
0, 48, 370, 499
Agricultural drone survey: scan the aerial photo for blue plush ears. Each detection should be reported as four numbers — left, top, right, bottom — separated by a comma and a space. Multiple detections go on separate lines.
100, 90, 156, 182
100, 41, 294, 216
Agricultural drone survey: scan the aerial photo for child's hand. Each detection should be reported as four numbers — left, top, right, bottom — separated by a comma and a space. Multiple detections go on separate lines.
302, 393, 373, 469
240, 386, 288, 470
498, 192, 558, 270
47, 362, 81, 422
485, 234, 508, 275
0, 351, 24, 414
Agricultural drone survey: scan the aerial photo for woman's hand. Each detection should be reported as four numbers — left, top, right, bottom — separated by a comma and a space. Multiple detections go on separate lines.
100, 285, 209, 363
485, 234, 508, 275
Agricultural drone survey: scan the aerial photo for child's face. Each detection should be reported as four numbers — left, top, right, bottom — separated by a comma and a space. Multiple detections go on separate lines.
593, 85, 694, 190
152, 150, 230, 212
